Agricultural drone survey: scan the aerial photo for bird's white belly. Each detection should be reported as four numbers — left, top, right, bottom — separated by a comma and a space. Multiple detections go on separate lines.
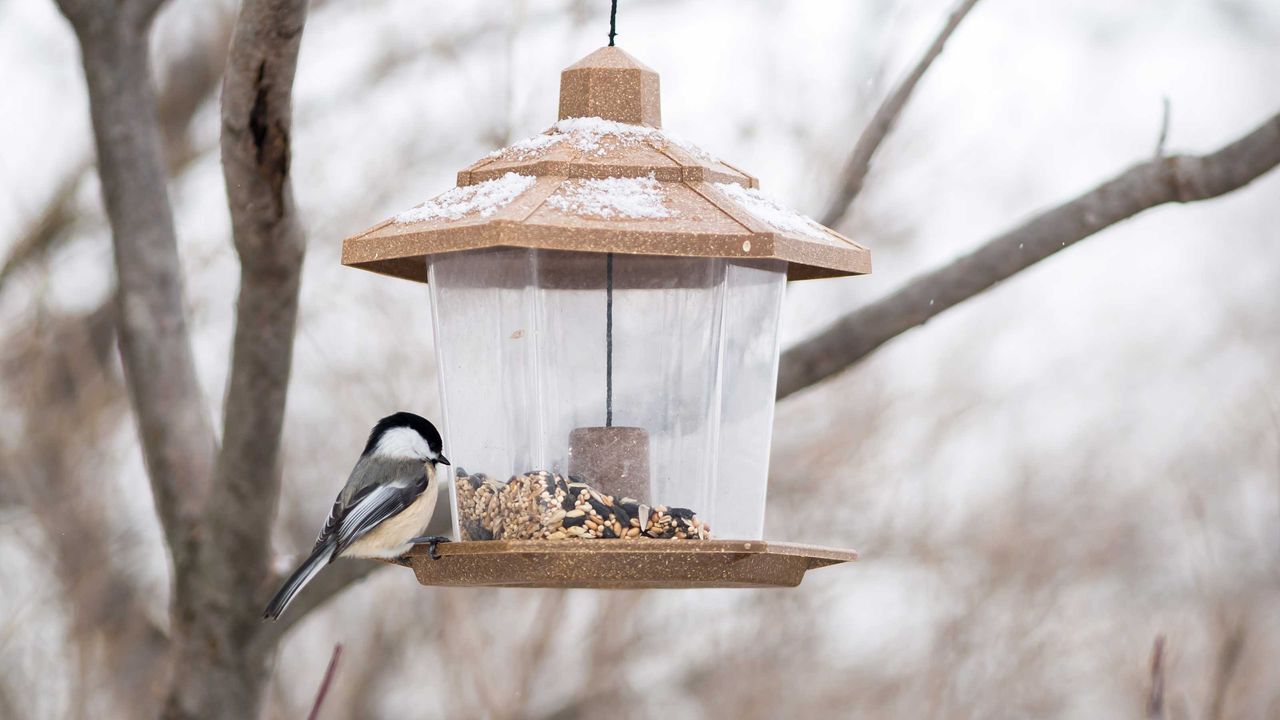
344, 484, 438, 559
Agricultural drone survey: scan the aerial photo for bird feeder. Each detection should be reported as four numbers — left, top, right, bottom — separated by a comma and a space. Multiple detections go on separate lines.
342, 47, 869, 588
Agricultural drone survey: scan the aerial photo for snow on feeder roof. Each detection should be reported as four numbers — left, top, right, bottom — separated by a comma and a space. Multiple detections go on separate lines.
341, 46, 871, 283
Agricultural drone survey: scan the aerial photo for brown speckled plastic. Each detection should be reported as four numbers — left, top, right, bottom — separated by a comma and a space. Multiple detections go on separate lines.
341, 46, 871, 284
398, 539, 857, 589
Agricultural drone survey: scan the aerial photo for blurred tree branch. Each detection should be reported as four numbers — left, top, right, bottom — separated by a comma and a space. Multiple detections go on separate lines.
0, 160, 90, 290
53, 0, 221, 713
821, 0, 982, 229
1148, 634, 1166, 719
0, 304, 174, 716
52, 0, 309, 716
164, 0, 309, 716
1, 9, 231, 296
54, 0, 217, 566
1206, 620, 1245, 720
502, 590, 565, 720
778, 109, 1280, 399
0, 7, 235, 715
306, 644, 343, 720
252, 559, 382, 651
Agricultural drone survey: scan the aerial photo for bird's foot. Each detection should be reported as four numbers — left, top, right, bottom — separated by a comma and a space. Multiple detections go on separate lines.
410, 535, 451, 560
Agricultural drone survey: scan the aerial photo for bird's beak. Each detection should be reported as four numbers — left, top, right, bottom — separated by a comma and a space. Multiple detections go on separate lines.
437, 454, 451, 466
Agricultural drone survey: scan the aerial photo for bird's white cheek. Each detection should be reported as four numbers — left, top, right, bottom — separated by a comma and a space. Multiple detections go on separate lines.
373, 427, 432, 460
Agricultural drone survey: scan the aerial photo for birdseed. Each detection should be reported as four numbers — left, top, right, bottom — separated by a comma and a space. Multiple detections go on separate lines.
454, 468, 711, 541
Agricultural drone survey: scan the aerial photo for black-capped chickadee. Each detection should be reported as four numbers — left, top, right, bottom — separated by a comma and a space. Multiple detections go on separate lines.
263, 412, 451, 621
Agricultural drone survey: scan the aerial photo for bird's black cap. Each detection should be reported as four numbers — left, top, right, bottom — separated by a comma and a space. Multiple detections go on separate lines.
362, 411, 446, 460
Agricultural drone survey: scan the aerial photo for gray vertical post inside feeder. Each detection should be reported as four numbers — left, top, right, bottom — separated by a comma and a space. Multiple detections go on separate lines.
568, 426, 650, 503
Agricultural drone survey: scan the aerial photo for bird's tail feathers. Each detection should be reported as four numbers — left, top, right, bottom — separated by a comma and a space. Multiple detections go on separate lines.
262, 543, 334, 621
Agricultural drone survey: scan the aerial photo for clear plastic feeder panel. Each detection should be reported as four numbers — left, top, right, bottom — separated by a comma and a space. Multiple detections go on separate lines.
429, 249, 785, 541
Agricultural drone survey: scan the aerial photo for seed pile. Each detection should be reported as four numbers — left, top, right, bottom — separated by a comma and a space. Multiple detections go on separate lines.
455, 468, 711, 541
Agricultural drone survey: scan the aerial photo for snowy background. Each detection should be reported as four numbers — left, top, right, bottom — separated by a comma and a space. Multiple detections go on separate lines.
2, 0, 1279, 717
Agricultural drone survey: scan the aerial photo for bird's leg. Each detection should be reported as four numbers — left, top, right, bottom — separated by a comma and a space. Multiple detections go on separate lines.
410, 535, 451, 560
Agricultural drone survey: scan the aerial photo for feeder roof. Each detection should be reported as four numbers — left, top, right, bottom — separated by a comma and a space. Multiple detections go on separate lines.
342, 46, 871, 282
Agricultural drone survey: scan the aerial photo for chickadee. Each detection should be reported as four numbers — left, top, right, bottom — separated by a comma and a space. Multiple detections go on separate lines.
263, 412, 452, 621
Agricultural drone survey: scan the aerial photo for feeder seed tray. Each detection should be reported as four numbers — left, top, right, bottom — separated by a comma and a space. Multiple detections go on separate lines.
399, 539, 857, 589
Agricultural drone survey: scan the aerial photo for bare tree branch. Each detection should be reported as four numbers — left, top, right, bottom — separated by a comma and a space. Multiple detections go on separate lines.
1147, 634, 1166, 719
56, 0, 167, 37
206, 0, 308, 612
2, 6, 239, 714
306, 644, 343, 720
156, 11, 235, 168
2, 8, 231, 296
163, 0, 309, 717
778, 109, 1280, 399
53, 4, 225, 715
54, 0, 217, 562
212, 0, 307, 549
0, 303, 173, 717
1154, 97, 1172, 160
821, 0, 982, 229
1206, 621, 1245, 720
500, 591, 566, 720
252, 560, 384, 652
0, 160, 90, 292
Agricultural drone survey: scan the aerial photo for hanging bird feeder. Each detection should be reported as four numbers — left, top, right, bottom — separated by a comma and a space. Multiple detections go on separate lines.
342, 45, 870, 588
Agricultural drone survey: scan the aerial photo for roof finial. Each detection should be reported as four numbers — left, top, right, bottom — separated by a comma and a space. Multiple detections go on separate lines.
557, 46, 661, 127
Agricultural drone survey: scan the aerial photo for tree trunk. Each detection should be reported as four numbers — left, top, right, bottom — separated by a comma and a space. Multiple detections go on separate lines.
56, 1, 301, 716
72, 10, 217, 573
165, 0, 310, 715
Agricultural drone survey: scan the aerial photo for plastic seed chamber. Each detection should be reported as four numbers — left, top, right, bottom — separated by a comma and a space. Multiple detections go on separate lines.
341, 46, 871, 588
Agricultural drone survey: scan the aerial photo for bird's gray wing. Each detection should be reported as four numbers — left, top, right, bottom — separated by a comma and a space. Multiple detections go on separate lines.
312, 484, 373, 551
317, 457, 428, 556
311, 455, 378, 550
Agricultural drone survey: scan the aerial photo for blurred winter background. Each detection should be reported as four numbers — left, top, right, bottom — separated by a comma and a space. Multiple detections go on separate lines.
2, 0, 1279, 717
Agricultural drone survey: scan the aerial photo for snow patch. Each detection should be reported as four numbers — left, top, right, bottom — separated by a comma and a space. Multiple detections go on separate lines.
553, 117, 658, 156
394, 172, 536, 223
659, 132, 721, 165
714, 182, 829, 241
488, 133, 564, 161
546, 174, 673, 219
486, 119, 723, 165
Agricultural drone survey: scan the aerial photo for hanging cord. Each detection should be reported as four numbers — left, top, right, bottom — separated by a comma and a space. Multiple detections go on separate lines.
608, 0, 618, 46
604, 0, 619, 427
605, 253, 614, 427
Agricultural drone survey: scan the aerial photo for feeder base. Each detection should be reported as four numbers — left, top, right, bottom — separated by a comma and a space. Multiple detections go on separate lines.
395, 539, 856, 589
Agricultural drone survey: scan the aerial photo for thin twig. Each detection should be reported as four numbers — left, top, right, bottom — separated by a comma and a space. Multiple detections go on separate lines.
1206, 622, 1244, 720
1147, 634, 1166, 719
502, 591, 566, 720
252, 560, 384, 652
1154, 97, 1172, 159
306, 644, 344, 720
440, 591, 504, 716
778, 108, 1280, 399
0, 159, 90, 293
1, 4, 230, 296
821, 0, 983, 228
